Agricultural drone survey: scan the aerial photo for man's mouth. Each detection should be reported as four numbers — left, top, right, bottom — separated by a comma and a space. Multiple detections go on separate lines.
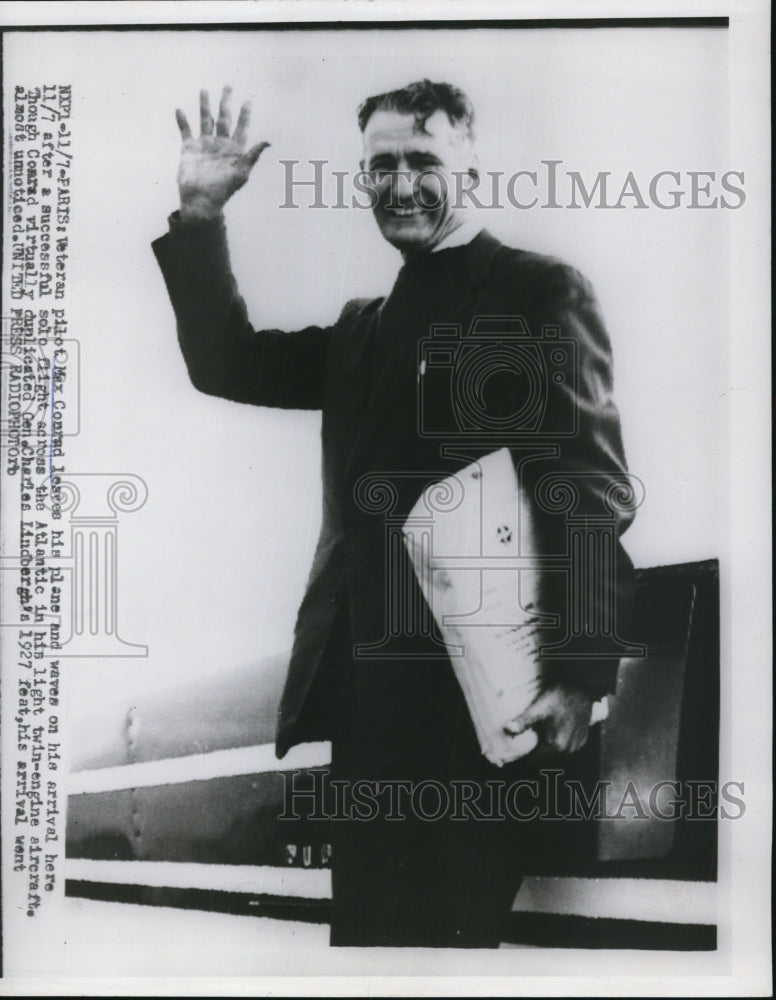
384, 205, 423, 218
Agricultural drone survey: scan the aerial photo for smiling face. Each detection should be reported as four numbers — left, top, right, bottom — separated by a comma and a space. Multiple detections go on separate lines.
361, 109, 478, 256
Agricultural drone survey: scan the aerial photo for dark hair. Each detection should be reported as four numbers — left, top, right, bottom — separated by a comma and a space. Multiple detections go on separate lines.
357, 79, 475, 141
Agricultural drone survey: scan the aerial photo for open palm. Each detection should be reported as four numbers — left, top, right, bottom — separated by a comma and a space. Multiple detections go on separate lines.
176, 86, 269, 220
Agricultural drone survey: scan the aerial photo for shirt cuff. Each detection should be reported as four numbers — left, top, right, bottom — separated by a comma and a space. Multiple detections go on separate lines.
167, 208, 226, 235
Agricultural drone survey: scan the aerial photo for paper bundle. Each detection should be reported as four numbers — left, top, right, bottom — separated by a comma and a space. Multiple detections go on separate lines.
402, 448, 607, 766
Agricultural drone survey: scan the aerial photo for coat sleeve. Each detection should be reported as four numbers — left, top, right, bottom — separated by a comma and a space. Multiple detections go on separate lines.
523, 262, 634, 524
507, 259, 637, 700
152, 212, 331, 409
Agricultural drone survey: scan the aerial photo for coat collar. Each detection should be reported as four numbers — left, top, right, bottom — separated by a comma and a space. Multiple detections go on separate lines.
344, 229, 504, 480
395, 227, 502, 314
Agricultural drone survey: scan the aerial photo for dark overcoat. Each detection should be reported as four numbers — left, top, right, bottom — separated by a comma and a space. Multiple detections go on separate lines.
153, 217, 636, 760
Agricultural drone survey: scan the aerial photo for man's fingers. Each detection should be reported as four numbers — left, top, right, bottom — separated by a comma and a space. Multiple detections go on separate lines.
175, 109, 192, 142
233, 100, 252, 146
567, 725, 589, 754
506, 684, 593, 752
216, 85, 233, 137
245, 141, 271, 167
504, 715, 530, 737
571, 731, 588, 753
199, 89, 214, 136
504, 695, 548, 736
552, 716, 588, 754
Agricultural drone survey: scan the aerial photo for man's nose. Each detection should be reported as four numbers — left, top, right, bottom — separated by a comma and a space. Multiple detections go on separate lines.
388, 170, 415, 204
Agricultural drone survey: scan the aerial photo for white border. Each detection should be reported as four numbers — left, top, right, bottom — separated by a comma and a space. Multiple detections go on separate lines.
0, 0, 771, 996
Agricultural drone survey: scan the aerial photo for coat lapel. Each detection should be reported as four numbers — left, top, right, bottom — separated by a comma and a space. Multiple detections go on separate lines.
344, 230, 503, 480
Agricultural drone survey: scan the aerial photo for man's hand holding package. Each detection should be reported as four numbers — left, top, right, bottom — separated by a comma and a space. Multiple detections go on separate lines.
505, 683, 593, 754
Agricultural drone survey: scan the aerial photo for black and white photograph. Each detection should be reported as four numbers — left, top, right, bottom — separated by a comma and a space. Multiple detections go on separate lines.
0, 0, 771, 994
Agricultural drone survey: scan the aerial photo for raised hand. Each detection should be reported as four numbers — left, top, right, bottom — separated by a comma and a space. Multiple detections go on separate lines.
176, 86, 270, 221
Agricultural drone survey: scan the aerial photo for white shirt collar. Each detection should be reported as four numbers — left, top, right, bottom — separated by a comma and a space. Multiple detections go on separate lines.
431, 215, 484, 253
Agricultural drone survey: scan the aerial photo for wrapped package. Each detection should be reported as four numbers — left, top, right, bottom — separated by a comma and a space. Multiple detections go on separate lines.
402, 448, 607, 766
